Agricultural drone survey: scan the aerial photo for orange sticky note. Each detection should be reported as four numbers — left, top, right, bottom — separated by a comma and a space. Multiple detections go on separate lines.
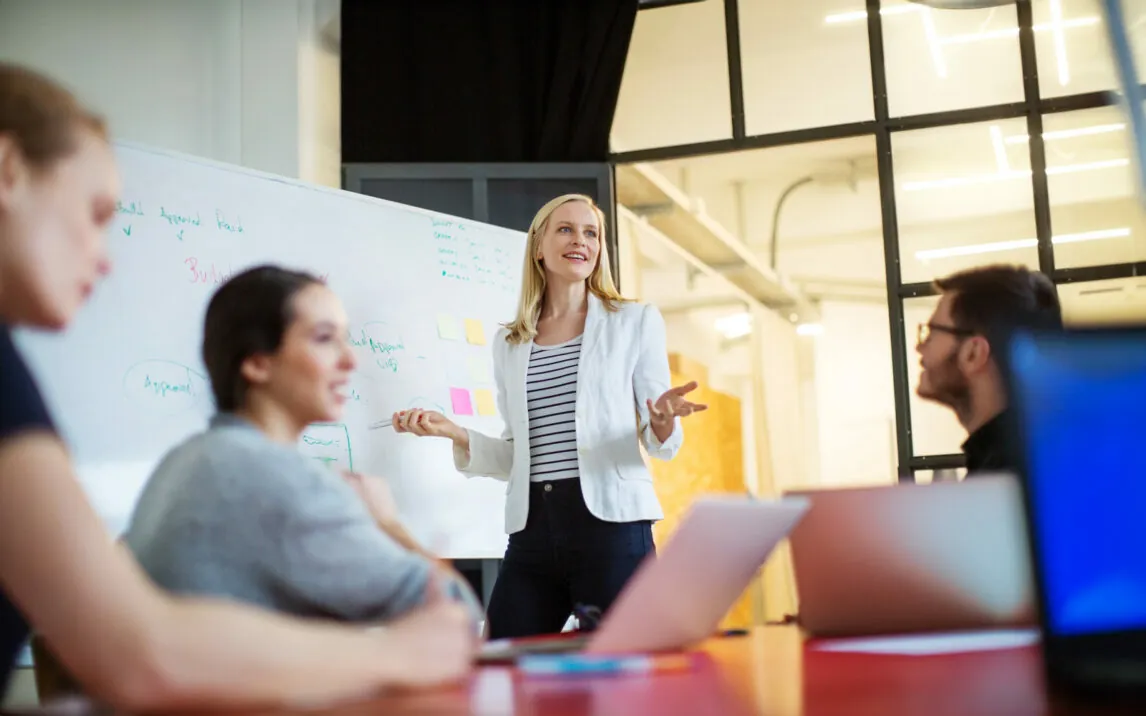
465, 318, 486, 345
474, 389, 496, 416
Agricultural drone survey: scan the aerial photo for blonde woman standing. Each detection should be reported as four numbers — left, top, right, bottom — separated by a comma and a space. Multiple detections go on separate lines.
393, 194, 705, 639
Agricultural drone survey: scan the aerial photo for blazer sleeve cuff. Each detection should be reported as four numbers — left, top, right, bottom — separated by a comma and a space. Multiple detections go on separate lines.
454, 428, 512, 481
645, 417, 683, 460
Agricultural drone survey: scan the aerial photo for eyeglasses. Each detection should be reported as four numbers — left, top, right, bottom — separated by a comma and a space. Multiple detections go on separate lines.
917, 322, 974, 345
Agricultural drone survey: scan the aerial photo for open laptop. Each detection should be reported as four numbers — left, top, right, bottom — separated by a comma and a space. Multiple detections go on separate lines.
1004, 326, 1146, 695
478, 494, 809, 661
785, 476, 1036, 638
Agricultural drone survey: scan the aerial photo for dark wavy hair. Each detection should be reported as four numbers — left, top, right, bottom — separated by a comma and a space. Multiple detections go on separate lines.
933, 264, 1063, 346
202, 265, 323, 411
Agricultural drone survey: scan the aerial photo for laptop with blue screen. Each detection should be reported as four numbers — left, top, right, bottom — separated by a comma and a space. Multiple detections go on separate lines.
1005, 326, 1146, 695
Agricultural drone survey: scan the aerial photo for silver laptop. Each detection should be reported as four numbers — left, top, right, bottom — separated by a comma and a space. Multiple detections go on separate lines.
479, 494, 809, 661
785, 474, 1036, 638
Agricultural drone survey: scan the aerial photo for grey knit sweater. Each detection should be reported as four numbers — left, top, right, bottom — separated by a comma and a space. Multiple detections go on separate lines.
124, 413, 472, 623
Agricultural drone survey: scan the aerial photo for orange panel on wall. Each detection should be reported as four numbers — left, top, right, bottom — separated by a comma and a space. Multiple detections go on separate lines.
648, 357, 752, 629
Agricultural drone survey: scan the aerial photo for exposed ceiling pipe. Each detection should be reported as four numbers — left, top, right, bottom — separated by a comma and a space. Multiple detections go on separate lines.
769, 176, 814, 271
769, 160, 865, 271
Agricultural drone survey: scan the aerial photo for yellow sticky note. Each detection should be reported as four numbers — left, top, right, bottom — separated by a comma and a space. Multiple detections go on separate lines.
474, 389, 496, 416
437, 314, 461, 341
465, 318, 486, 345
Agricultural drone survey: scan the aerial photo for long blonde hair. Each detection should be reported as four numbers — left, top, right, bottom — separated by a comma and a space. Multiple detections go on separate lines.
504, 194, 628, 344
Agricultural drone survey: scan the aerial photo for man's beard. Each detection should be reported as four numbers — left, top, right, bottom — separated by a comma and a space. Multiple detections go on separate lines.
920, 350, 971, 413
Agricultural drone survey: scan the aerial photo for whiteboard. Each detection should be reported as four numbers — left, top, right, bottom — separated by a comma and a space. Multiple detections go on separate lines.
15, 142, 522, 559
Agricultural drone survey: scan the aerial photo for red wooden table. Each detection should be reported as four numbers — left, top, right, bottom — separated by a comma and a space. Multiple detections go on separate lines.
238, 626, 1138, 716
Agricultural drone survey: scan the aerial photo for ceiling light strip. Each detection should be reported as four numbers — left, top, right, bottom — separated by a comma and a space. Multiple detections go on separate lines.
914, 227, 1131, 261
1004, 123, 1125, 144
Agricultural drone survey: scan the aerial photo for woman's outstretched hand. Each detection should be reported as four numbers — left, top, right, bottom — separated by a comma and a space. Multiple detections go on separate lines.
647, 381, 707, 443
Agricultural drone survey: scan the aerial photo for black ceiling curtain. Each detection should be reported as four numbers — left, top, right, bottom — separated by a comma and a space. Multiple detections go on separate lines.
340, 0, 639, 163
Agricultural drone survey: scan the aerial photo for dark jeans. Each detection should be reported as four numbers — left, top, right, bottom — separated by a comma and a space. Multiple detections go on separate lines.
485, 478, 655, 640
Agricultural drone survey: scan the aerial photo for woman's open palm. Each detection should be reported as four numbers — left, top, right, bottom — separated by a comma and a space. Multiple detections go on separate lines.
647, 381, 708, 426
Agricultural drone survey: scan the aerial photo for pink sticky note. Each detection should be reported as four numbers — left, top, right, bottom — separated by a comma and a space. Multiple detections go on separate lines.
450, 387, 473, 416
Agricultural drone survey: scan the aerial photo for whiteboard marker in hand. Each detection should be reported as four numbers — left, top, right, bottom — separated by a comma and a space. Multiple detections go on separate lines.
391, 409, 468, 445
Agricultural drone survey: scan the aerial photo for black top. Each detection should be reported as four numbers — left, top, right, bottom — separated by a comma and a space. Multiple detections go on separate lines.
961, 409, 1017, 476
0, 325, 56, 691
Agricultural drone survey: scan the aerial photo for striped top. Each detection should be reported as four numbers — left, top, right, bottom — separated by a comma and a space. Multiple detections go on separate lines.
527, 334, 583, 482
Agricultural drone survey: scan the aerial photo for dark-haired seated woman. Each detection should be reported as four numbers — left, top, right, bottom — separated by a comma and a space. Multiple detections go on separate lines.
124, 265, 480, 624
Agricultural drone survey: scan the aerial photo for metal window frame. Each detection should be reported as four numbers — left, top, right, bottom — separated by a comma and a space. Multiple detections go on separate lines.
608, 0, 1146, 482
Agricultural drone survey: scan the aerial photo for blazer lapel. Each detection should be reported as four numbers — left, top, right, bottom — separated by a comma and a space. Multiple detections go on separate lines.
509, 338, 531, 429
578, 294, 607, 394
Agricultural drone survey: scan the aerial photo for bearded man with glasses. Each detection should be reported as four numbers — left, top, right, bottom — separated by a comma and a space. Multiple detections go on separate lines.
915, 265, 1062, 475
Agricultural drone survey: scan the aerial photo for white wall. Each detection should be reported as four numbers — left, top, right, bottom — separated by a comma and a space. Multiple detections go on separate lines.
0, 0, 340, 186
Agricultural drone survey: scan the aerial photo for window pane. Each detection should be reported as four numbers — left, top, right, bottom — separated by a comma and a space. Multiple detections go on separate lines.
611, 2, 731, 152
893, 119, 1039, 284
628, 137, 893, 487
1043, 107, 1146, 269
1033, 0, 1146, 98
882, 0, 1025, 117
814, 301, 898, 486
903, 295, 967, 458
739, 0, 874, 134
1059, 276, 1146, 325
647, 137, 884, 287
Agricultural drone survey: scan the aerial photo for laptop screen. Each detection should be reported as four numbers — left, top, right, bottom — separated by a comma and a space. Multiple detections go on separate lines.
1009, 330, 1146, 637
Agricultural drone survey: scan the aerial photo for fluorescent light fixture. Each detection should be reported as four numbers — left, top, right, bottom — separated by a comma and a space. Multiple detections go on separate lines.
1051, 227, 1132, 244
989, 125, 1010, 173
796, 323, 825, 336
1004, 122, 1125, 143
824, 10, 868, 23
824, 5, 919, 24
940, 17, 1099, 45
914, 227, 1130, 261
714, 312, 752, 339
902, 159, 1128, 191
1045, 158, 1130, 174
916, 238, 1037, 261
1049, 0, 1070, 86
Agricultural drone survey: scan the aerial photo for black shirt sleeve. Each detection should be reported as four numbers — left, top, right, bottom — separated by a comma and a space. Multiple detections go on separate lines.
0, 327, 56, 690
0, 326, 55, 442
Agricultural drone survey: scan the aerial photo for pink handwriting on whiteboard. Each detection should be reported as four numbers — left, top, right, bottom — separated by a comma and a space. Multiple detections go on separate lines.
185, 257, 235, 286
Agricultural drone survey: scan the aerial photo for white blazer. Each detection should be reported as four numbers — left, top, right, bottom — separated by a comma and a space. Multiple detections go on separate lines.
453, 294, 683, 534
